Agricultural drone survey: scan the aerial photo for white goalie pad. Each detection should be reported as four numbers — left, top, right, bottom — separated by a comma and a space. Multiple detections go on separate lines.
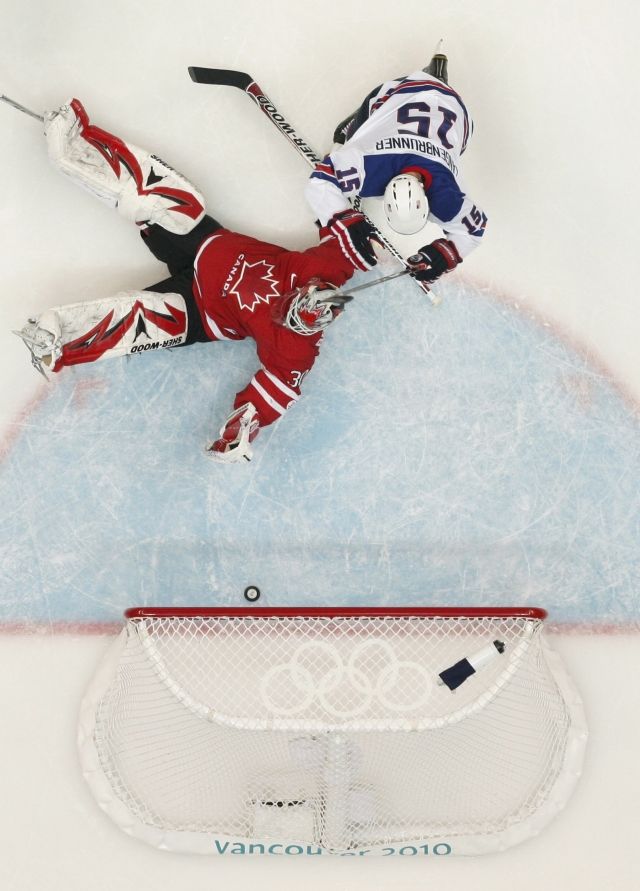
44, 99, 205, 234
15, 290, 189, 377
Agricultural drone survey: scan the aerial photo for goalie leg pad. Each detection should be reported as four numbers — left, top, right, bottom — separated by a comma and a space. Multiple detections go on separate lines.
15, 290, 189, 376
44, 99, 205, 234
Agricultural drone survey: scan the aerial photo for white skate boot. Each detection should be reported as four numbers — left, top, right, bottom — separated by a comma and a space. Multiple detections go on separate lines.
13, 311, 62, 379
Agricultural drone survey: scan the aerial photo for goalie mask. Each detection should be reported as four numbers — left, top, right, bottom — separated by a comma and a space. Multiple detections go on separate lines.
273, 278, 352, 336
383, 174, 429, 236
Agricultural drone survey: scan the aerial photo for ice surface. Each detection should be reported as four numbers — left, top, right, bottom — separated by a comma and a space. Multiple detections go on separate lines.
1, 275, 638, 627
1, 1, 640, 888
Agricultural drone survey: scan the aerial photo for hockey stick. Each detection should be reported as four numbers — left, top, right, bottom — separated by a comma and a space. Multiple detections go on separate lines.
317, 268, 409, 306
188, 67, 441, 307
1, 94, 44, 122
339, 268, 408, 296
188, 68, 322, 167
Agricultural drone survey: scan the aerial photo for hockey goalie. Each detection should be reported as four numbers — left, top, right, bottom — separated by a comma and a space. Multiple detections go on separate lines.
14, 99, 365, 463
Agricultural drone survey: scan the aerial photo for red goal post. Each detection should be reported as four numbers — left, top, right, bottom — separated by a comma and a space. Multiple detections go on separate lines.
124, 605, 549, 620
79, 604, 586, 856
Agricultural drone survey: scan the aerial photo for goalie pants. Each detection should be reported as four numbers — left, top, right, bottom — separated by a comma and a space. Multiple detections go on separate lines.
141, 215, 219, 346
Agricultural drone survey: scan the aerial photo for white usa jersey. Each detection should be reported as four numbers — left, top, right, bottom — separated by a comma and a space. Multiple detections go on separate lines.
305, 70, 487, 258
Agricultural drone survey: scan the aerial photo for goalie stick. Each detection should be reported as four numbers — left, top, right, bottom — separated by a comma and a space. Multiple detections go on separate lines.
315, 267, 410, 306
188, 67, 441, 307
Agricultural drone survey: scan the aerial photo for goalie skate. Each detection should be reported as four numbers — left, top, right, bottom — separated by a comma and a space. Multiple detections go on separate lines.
424, 40, 449, 84
207, 403, 260, 464
44, 99, 205, 234
13, 311, 62, 380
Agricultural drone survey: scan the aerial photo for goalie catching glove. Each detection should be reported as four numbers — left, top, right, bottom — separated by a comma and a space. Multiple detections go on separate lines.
206, 402, 260, 464
273, 279, 352, 336
407, 238, 462, 284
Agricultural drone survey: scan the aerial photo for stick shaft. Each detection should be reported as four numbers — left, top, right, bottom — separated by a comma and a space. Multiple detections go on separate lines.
0, 95, 44, 122
340, 268, 409, 295
240, 81, 323, 167
189, 67, 321, 166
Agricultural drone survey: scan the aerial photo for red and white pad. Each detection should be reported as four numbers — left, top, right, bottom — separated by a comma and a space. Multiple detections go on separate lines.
15, 290, 189, 377
44, 99, 205, 234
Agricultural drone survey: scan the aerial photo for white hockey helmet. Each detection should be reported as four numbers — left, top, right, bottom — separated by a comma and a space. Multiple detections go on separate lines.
383, 174, 429, 235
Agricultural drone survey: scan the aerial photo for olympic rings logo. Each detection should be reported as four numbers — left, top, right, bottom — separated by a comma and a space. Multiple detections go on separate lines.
258, 639, 433, 718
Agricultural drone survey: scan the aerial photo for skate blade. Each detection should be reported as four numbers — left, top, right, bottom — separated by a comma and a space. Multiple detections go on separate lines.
13, 330, 52, 381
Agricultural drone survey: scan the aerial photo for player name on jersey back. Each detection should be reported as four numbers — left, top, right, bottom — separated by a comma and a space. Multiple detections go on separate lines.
373, 136, 459, 177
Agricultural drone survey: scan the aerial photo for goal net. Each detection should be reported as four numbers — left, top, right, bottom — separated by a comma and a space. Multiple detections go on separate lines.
78, 606, 587, 856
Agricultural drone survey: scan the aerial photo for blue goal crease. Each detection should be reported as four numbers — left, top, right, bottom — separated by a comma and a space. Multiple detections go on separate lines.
1, 279, 639, 629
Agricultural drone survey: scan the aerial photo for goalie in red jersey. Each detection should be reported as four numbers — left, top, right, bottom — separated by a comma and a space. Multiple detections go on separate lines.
14, 99, 366, 463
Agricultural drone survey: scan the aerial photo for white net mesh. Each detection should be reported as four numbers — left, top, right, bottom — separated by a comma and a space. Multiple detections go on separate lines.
80, 610, 586, 855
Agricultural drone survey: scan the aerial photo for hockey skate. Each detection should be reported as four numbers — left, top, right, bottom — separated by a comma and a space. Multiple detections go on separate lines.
207, 403, 260, 464
13, 311, 62, 379
44, 99, 205, 234
424, 40, 449, 83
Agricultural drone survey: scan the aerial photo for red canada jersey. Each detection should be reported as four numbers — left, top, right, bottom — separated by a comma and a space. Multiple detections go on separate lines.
190, 228, 356, 427
191, 228, 354, 340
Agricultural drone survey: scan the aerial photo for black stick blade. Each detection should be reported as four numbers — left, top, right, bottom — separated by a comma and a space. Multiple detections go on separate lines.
188, 67, 254, 91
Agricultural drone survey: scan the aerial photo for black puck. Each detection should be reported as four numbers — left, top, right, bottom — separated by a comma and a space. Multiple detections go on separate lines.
243, 585, 261, 603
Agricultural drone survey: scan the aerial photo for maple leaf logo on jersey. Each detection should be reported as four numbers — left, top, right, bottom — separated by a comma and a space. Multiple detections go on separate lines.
229, 259, 281, 312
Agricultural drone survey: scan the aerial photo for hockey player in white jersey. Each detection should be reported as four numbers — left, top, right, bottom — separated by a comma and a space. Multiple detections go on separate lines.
305, 49, 487, 285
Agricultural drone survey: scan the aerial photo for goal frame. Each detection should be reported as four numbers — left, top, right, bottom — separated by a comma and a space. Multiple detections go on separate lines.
125, 605, 549, 620
80, 604, 586, 857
